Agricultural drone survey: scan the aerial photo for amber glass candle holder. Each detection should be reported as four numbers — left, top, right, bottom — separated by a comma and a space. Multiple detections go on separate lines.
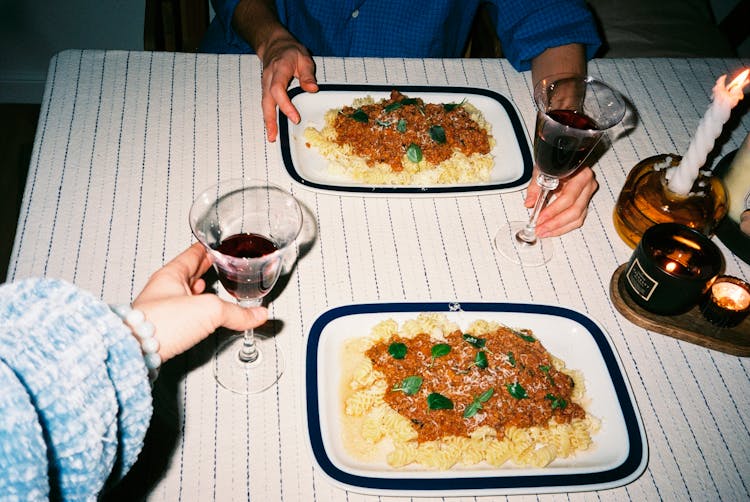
613, 154, 728, 248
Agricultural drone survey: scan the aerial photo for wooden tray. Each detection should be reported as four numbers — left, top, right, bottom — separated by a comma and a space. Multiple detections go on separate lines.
610, 264, 750, 356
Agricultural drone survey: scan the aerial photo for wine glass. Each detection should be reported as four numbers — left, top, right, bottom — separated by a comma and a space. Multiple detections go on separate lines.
189, 179, 303, 394
495, 75, 626, 266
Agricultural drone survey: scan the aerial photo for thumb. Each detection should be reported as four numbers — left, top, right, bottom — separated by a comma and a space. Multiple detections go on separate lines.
136, 295, 269, 362
212, 298, 269, 333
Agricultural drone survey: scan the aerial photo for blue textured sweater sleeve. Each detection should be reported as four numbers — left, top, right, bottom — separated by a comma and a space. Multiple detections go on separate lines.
0, 279, 152, 500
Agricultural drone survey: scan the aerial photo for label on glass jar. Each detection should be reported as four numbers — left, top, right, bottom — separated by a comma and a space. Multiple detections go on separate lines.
626, 258, 658, 301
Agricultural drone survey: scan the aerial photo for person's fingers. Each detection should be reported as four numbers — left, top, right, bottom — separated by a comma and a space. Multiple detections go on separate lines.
741, 210, 750, 236
138, 295, 269, 362
538, 206, 589, 238
190, 277, 206, 295
262, 48, 317, 142
134, 243, 213, 304
261, 89, 280, 142
269, 71, 300, 123
524, 178, 541, 208
159, 242, 208, 281
535, 168, 597, 237
261, 63, 299, 142
212, 298, 269, 333
296, 56, 318, 93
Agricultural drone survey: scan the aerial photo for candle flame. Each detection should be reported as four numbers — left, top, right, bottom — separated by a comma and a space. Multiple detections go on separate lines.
665, 261, 678, 273
727, 69, 750, 93
712, 282, 750, 310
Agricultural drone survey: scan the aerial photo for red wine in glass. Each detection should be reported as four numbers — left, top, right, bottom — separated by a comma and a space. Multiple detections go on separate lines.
534, 110, 601, 178
495, 76, 625, 267
213, 232, 279, 299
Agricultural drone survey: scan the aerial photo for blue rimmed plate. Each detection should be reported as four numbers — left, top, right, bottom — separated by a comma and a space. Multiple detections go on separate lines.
278, 85, 533, 196
304, 302, 647, 497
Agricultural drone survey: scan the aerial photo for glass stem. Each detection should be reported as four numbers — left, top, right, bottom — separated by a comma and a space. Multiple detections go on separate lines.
516, 174, 559, 244
237, 298, 263, 363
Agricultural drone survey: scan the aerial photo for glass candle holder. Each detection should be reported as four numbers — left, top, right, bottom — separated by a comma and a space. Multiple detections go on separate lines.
623, 223, 723, 315
700, 276, 750, 327
613, 154, 728, 248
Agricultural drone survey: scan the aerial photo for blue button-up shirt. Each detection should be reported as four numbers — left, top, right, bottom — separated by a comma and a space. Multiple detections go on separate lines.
201, 0, 601, 71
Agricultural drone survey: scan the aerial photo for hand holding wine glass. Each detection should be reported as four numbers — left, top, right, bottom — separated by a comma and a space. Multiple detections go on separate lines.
132, 242, 269, 362
190, 179, 303, 394
495, 75, 626, 266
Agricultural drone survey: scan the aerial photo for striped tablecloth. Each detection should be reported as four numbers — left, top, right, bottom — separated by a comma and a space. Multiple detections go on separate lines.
9, 49, 750, 501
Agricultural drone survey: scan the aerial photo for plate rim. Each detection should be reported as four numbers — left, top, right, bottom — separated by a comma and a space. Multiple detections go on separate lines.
303, 301, 648, 496
278, 84, 533, 196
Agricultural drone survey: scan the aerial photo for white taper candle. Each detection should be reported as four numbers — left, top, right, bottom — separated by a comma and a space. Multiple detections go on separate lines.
666, 70, 749, 195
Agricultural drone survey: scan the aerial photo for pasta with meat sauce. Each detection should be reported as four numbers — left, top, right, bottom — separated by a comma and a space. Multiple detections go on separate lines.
341, 313, 599, 469
304, 90, 495, 185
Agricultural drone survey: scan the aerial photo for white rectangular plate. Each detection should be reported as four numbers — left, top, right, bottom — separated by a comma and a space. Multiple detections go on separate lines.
304, 302, 647, 497
278, 85, 533, 196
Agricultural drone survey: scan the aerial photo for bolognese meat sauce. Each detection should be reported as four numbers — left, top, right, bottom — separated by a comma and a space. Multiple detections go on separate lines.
332, 90, 491, 172
366, 326, 585, 443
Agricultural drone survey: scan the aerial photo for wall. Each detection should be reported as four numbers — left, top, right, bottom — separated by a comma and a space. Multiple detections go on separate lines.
0, 0, 144, 103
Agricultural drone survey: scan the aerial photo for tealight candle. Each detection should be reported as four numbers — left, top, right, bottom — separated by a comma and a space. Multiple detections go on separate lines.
624, 223, 723, 315
700, 276, 750, 327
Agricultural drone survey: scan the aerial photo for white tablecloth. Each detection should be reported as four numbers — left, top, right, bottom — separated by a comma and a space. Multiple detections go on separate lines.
9, 50, 750, 501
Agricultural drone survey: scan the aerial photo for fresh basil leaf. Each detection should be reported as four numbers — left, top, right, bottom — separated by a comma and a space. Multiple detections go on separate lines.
505, 382, 528, 399
478, 388, 494, 402
545, 393, 567, 409
401, 98, 418, 106
516, 330, 536, 343
431, 343, 451, 358
463, 400, 481, 418
427, 392, 454, 410
443, 99, 465, 111
406, 143, 422, 163
388, 342, 407, 359
349, 109, 368, 123
393, 375, 423, 395
539, 364, 556, 385
475, 350, 488, 369
462, 333, 486, 348
507, 351, 516, 367
463, 388, 494, 418
429, 125, 446, 144
384, 101, 403, 112
396, 118, 407, 133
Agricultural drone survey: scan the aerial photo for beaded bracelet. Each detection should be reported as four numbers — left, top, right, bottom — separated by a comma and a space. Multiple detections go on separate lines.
111, 304, 161, 383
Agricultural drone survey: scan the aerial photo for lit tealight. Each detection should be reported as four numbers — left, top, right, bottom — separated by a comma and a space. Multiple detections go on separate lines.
700, 276, 750, 327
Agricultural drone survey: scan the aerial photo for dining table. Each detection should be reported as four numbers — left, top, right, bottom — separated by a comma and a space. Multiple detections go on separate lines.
8, 49, 750, 501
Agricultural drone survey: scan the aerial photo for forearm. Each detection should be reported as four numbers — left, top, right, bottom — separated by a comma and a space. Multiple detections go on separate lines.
0, 278, 152, 498
232, 0, 292, 60
530, 43, 586, 90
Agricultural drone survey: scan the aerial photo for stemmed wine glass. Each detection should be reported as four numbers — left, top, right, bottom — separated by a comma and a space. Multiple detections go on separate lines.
495, 75, 626, 266
190, 179, 303, 394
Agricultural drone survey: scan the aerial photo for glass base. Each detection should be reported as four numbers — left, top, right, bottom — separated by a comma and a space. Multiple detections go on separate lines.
213, 333, 285, 395
494, 221, 554, 267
